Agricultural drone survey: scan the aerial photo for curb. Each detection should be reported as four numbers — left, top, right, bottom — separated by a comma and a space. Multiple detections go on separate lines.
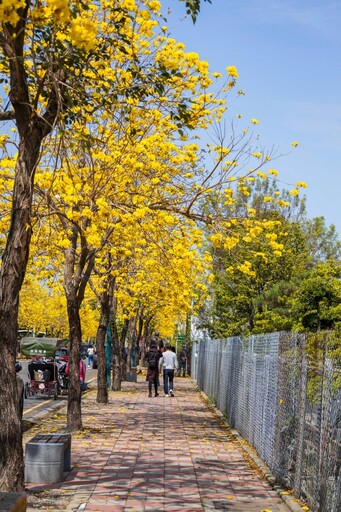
22, 377, 97, 433
197, 388, 308, 512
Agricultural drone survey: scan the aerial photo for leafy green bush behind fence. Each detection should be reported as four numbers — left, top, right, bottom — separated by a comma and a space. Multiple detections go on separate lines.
191, 332, 341, 512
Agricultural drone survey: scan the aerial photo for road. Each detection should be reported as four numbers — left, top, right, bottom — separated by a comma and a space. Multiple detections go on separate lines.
18, 360, 98, 424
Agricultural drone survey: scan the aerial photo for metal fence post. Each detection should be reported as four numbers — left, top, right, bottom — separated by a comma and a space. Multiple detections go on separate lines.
293, 335, 307, 495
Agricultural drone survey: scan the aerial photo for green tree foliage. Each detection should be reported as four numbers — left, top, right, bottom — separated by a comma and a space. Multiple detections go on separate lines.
291, 261, 341, 331
182, 0, 212, 22
302, 217, 341, 265
203, 175, 341, 336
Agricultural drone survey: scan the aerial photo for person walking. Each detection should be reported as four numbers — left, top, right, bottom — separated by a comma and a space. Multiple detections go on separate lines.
87, 346, 94, 368
145, 341, 162, 397
159, 342, 178, 397
178, 345, 188, 377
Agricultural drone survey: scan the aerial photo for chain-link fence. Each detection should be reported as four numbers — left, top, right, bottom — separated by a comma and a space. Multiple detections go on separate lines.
191, 332, 341, 512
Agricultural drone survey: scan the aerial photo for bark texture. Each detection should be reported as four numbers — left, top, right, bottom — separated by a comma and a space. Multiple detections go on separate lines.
96, 295, 110, 404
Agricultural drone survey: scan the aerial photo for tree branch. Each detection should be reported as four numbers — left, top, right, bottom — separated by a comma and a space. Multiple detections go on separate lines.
0, 111, 16, 121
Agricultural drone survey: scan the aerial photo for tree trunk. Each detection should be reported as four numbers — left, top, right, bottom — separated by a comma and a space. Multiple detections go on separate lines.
0, 7, 67, 485
0, 135, 47, 491
126, 314, 138, 373
62, 223, 95, 430
96, 294, 110, 404
140, 317, 152, 367
136, 311, 144, 366
0, 325, 23, 492
111, 319, 121, 391
65, 292, 82, 431
120, 318, 129, 380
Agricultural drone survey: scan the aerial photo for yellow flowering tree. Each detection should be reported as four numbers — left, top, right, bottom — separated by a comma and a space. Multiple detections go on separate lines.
202, 175, 309, 336
18, 275, 68, 336
19, 0, 259, 418
0, 0, 286, 490
0, 0, 217, 492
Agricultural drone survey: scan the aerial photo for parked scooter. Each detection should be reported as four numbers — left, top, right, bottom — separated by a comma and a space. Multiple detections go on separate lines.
56, 360, 68, 395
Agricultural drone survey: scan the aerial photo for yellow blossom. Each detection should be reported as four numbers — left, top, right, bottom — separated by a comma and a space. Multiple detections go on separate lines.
122, 0, 136, 10
296, 181, 307, 188
48, 0, 70, 23
250, 226, 263, 237
256, 171, 266, 179
0, 0, 26, 25
268, 169, 278, 176
277, 200, 290, 207
291, 141, 299, 147
70, 16, 98, 52
226, 65, 239, 78
290, 189, 299, 196
147, 0, 161, 12
237, 261, 256, 277
251, 118, 260, 125
223, 237, 239, 250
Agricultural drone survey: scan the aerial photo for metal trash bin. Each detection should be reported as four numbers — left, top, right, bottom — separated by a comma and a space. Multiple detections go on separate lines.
125, 367, 137, 382
25, 433, 71, 484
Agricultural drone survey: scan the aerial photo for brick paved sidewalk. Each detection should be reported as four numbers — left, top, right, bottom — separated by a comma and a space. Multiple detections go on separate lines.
24, 377, 296, 512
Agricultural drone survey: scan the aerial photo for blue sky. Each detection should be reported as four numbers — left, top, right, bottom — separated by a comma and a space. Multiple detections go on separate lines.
165, 0, 341, 235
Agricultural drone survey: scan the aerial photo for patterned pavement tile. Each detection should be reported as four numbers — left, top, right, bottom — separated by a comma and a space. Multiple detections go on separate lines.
24, 377, 295, 511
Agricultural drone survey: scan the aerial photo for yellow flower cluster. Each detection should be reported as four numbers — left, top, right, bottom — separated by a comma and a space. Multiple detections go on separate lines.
223, 236, 239, 251
276, 199, 290, 208
122, 0, 136, 10
48, 0, 70, 23
0, 0, 25, 25
147, 0, 161, 12
70, 15, 97, 51
268, 169, 278, 176
226, 65, 239, 78
237, 261, 256, 277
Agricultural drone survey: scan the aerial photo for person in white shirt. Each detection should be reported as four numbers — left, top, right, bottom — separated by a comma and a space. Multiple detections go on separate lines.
159, 342, 178, 397
87, 346, 94, 368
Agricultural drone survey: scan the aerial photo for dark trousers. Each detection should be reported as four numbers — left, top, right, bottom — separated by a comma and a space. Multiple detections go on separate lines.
178, 360, 186, 376
163, 369, 174, 395
148, 379, 158, 396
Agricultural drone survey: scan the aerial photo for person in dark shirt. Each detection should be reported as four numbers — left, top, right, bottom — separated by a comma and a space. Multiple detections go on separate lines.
178, 345, 188, 377
145, 341, 162, 397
